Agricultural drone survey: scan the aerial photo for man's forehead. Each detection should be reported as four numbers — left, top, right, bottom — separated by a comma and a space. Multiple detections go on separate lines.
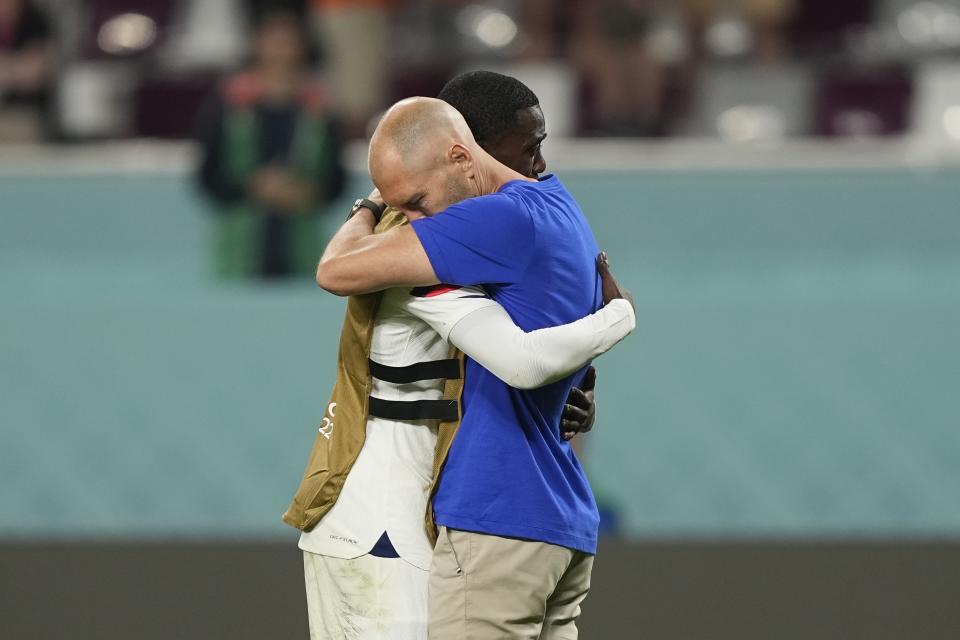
374, 154, 412, 188
372, 140, 447, 204
491, 105, 545, 146
380, 178, 414, 203
381, 171, 429, 205
515, 105, 546, 136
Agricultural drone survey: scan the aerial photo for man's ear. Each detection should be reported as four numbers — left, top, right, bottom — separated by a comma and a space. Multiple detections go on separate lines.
448, 143, 474, 176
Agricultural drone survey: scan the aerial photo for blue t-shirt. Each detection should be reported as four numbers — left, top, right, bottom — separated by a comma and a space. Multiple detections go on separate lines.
411, 174, 602, 554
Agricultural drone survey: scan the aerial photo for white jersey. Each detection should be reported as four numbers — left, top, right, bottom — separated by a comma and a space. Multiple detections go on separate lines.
298, 284, 496, 571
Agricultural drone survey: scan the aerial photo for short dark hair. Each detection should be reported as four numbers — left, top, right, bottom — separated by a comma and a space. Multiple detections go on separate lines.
438, 70, 540, 145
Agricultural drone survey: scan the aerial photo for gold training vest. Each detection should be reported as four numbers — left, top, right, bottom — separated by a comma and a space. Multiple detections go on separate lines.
281, 209, 464, 544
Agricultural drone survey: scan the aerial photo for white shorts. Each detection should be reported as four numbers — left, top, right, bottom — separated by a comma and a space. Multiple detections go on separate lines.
303, 551, 429, 640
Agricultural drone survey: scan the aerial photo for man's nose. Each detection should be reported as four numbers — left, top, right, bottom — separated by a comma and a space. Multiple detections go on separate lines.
533, 155, 546, 177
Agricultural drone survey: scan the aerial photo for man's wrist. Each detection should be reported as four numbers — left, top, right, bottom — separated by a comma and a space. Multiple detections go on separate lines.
349, 197, 385, 224
350, 206, 376, 227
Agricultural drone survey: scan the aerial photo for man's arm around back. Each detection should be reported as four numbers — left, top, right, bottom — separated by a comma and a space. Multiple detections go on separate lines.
316, 207, 439, 295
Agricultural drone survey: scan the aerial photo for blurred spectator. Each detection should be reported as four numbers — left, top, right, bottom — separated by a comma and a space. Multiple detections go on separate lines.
310, 0, 394, 137
684, 0, 796, 62
520, 0, 565, 60
569, 1, 665, 136
247, 0, 307, 23
789, 0, 872, 56
196, 10, 346, 280
0, 0, 53, 141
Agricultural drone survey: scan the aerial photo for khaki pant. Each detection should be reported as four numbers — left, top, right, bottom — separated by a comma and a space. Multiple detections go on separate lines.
428, 527, 594, 640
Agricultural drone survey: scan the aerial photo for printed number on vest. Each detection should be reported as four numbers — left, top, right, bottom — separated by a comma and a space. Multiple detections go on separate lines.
318, 402, 337, 439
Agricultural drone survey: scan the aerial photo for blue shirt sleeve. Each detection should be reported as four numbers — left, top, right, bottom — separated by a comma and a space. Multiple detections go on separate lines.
411, 193, 536, 286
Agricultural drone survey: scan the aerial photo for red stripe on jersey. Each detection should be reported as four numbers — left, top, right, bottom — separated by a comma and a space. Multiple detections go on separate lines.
411, 284, 460, 298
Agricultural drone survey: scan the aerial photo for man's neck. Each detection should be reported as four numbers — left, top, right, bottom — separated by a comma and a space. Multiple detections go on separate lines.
475, 153, 536, 196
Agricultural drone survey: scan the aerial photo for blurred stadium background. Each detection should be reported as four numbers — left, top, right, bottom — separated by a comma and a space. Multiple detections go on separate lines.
2, 0, 960, 638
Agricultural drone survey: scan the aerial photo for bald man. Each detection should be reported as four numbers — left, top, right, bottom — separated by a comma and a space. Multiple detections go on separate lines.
317, 97, 626, 638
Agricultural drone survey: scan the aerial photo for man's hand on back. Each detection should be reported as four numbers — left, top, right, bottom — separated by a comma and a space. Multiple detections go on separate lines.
561, 366, 596, 441
598, 251, 634, 309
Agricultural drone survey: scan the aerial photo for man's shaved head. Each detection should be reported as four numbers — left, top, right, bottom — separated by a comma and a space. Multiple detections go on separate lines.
369, 97, 486, 218
370, 97, 477, 175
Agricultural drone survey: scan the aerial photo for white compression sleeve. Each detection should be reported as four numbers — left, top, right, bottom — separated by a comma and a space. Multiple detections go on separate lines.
446, 299, 636, 390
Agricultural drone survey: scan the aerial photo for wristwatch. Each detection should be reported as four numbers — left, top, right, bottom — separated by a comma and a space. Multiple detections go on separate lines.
350, 197, 386, 224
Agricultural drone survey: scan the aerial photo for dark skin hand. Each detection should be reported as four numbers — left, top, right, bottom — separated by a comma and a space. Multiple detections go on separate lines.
599, 251, 634, 308
562, 366, 596, 441
561, 252, 633, 441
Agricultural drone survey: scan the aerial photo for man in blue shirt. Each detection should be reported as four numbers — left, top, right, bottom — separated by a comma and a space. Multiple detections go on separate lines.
317, 96, 631, 638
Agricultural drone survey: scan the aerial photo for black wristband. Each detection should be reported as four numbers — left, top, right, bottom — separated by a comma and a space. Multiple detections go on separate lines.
350, 198, 385, 224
